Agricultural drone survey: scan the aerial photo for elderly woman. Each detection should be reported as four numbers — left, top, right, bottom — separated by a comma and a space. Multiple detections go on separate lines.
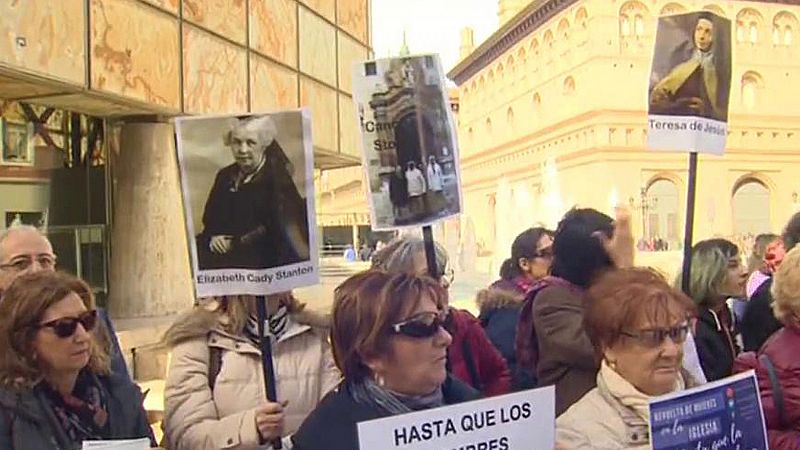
163, 293, 339, 450
517, 207, 633, 415
291, 271, 478, 450
734, 245, 800, 450
557, 268, 697, 449
196, 114, 309, 270
0, 271, 154, 448
372, 236, 512, 396
678, 238, 747, 381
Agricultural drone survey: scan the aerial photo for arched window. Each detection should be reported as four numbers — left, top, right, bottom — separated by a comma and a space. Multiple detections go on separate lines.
644, 179, 680, 244
530, 38, 539, 55
507, 55, 515, 72
497, 63, 504, 80
518, 46, 527, 62
575, 7, 588, 29
733, 178, 772, 235
620, 1, 649, 38
774, 12, 799, 46
741, 71, 762, 109
544, 30, 554, 48
737, 8, 764, 44
488, 69, 495, 85
563, 76, 576, 95
467, 126, 473, 143
558, 19, 570, 39
507, 107, 515, 129
485, 117, 492, 134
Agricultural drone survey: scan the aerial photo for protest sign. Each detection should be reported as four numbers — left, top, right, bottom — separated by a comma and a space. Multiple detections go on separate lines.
357, 386, 554, 450
82, 438, 151, 449
647, 11, 732, 155
352, 54, 463, 231
175, 109, 319, 297
649, 371, 768, 450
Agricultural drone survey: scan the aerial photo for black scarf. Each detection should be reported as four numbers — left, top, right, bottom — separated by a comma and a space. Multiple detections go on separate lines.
38, 370, 109, 446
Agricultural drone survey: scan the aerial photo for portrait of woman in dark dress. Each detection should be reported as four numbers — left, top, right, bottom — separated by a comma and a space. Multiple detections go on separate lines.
196, 115, 310, 270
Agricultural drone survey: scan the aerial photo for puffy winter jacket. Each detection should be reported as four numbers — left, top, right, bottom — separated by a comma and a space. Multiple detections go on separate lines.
163, 307, 340, 450
477, 287, 534, 390
734, 325, 800, 450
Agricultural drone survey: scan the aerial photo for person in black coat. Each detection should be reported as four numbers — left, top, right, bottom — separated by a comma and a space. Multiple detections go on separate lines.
741, 212, 800, 351
196, 115, 309, 270
677, 239, 747, 381
292, 271, 479, 450
0, 271, 154, 449
388, 166, 409, 220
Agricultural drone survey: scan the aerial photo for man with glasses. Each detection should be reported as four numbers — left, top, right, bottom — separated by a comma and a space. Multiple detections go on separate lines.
0, 225, 130, 379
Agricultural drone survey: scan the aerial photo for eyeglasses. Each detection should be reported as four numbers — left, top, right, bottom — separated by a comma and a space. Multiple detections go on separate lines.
621, 323, 690, 348
391, 311, 447, 338
38, 310, 98, 338
0, 255, 56, 273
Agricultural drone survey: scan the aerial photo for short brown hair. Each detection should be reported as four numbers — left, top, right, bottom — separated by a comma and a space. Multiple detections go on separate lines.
331, 270, 447, 382
0, 271, 110, 390
585, 268, 696, 358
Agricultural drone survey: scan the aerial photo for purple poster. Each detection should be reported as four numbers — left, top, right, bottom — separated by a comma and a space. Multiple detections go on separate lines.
649, 371, 768, 450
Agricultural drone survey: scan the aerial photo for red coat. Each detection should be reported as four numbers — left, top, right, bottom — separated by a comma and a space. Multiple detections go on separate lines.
733, 325, 800, 450
447, 308, 512, 397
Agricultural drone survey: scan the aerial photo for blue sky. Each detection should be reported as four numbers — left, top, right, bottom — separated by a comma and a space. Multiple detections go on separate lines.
371, 0, 498, 72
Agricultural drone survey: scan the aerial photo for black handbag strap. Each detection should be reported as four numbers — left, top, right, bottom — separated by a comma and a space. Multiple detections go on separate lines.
760, 354, 785, 428
208, 346, 223, 391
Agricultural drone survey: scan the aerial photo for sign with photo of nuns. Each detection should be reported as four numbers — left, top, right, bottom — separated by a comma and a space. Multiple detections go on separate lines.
647, 11, 732, 155
352, 54, 463, 231
175, 109, 319, 297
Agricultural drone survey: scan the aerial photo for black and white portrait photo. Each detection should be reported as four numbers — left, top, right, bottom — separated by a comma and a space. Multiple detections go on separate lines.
176, 110, 319, 297
352, 54, 463, 230
647, 11, 732, 154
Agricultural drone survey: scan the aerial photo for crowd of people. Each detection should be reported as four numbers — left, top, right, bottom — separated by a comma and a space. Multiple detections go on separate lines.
1, 206, 799, 449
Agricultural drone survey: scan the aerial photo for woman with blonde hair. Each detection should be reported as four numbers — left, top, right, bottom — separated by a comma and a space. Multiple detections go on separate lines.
735, 245, 800, 449
163, 293, 339, 449
0, 271, 154, 448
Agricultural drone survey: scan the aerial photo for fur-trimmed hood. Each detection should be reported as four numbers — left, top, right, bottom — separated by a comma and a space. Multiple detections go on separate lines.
476, 287, 526, 316
163, 305, 331, 348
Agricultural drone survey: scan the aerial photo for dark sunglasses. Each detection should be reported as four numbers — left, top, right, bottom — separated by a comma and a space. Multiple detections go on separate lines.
391, 311, 447, 338
38, 310, 98, 338
621, 323, 690, 348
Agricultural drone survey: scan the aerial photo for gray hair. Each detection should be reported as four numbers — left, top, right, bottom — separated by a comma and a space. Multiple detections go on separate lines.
675, 238, 739, 307
223, 115, 277, 148
0, 225, 45, 261
371, 234, 448, 276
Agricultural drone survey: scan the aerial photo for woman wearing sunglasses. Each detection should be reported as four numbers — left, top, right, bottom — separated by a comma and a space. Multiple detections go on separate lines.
292, 271, 478, 450
0, 271, 155, 449
371, 236, 512, 397
557, 268, 698, 449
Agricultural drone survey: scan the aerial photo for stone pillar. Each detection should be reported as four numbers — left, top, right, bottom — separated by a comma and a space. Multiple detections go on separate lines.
108, 122, 194, 319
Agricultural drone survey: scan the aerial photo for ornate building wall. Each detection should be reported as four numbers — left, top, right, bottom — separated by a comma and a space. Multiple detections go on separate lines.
451, 0, 800, 264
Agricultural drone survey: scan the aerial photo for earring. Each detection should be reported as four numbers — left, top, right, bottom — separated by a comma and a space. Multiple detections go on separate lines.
604, 357, 617, 370
374, 373, 386, 387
